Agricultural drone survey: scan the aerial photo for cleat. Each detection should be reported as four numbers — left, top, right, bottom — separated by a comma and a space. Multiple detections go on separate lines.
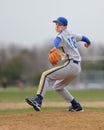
67, 104, 84, 112
25, 98, 42, 111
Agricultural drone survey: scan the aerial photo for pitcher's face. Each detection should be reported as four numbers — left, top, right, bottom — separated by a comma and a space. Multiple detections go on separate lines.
55, 23, 67, 32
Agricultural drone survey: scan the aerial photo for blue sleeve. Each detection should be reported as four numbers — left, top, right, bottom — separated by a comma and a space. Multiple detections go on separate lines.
53, 37, 61, 48
81, 36, 91, 44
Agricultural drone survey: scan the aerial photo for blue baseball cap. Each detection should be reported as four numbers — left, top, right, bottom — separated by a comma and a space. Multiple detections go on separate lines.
53, 17, 68, 26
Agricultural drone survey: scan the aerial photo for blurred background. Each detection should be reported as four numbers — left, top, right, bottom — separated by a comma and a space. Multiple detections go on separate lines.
0, 0, 104, 89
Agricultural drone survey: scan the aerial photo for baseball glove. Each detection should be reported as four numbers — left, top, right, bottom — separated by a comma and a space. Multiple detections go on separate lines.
48, 48, 62, 66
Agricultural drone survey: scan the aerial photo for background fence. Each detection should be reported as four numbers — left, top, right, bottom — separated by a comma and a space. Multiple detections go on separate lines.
70, 70, 104, 89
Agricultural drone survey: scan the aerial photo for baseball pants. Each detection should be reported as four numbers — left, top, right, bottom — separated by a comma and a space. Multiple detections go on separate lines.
37, 60, 81, 103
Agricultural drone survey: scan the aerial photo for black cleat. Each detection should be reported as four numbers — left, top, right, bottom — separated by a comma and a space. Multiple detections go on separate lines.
67, 104, 84, 112
25, 98, 42, 111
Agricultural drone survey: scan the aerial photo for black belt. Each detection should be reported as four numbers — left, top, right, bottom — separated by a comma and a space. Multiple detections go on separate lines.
69, 59, 79, 64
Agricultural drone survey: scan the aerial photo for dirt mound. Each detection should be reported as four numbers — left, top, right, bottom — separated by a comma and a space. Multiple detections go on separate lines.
0, 102, 104, 130
0, 111, 104, 130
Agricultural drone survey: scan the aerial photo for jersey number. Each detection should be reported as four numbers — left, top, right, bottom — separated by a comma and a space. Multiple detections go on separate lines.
67, 36, 77, 48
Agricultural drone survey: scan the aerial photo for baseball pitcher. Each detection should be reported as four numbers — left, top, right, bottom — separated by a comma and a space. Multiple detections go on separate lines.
25, 17, 91, 112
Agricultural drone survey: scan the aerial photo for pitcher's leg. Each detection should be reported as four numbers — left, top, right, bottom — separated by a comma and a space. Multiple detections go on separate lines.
54, 77, 83, 111
36, 72, 50, 98
36, 62, 70, 97
55, 87, 74, 103
53, 76, 76, 103
36, 61, 71, 98
25, 70, 51, 111
25, 64, 66, 111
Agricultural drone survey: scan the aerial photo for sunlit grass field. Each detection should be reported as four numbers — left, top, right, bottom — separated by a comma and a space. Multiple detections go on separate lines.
0, 86, 104, 114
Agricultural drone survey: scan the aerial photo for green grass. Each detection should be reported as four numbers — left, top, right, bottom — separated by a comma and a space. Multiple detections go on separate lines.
0, 107, 67, 115
0, 87, 35, 102
0, 86, 104, 114
44, 88, 104, 102
0, 87, 104, 102
0, 107, 104, 115
67, 89, 104, 101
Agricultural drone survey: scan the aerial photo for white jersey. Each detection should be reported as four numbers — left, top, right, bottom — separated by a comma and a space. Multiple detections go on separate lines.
57, 29, 82, 61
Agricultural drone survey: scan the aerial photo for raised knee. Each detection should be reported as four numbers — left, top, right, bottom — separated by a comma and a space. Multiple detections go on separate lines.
54, 87, 63, 92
